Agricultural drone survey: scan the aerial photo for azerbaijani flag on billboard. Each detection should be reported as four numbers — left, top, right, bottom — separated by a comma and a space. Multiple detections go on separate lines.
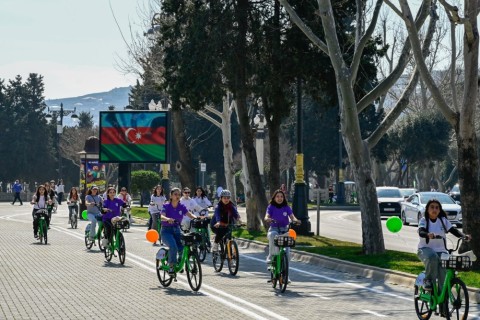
99, 111, 169, 163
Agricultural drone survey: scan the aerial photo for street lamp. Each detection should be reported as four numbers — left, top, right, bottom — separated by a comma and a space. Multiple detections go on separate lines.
292, 78, 312, 235
144, 12, 162, 38
45, 103, 78, 179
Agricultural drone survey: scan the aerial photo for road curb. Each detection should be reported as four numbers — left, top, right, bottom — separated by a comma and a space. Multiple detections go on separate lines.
237, 238, 480, 303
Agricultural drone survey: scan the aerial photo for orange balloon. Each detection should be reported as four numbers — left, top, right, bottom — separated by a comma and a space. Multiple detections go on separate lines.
146, 229, 159, 243
288, 229, 297, 240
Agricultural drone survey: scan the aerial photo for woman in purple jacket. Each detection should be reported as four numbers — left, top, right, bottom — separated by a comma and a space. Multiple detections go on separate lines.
102, 187, 126, 245
160, 188, 201, 275
264, 189, 300, 264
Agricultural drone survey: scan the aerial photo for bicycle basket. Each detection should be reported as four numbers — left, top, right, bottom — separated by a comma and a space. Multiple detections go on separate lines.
115, 219, 129, 229
441, 255, 472, 271
181, 232, 202, 246
274, 235, 295, 248
191, 219, 209, 229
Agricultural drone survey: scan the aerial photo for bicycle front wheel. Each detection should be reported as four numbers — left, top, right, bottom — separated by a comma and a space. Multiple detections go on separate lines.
41, 222, 48, 245
85, 232, 94, 249
71, 214, 77, 229
414, 285, 433, 320
118, 233, 126, 265
104, 242, 113, 262
186, 252, 202, 291
212, 242, 224, 272
156, 259, 173, 287
98, 227, 106, 252
227, 240, 239, 276
279, 253, 289, 293
445, 278, 469, 320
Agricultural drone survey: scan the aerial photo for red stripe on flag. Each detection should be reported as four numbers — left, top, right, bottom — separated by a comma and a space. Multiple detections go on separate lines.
101, 127, 166, 145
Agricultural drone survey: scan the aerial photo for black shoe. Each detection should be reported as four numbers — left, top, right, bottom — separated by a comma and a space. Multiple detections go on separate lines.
423, 279, 433, 291
34, 234, 38, 239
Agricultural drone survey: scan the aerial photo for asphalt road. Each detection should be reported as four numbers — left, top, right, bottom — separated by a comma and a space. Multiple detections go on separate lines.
1, 203, 478, 320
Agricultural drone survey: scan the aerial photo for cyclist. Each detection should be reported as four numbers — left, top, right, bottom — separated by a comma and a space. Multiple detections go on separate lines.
417, 199, 471, 291
210, 189, 241, 252
85, 186, 103, 242
193, 186, 212, 215
31, 184, 50, 238
180, 187, 203, 231
102, 187, 127, 245
148, 185, 166, 231
44, 181, 56, 225
160, 187, 203, 275
66, 187, 80, 224
264, 189, 300, 264
117, 187, 132, 222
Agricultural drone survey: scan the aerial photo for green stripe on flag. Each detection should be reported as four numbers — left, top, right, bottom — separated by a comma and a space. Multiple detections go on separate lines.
101, 144, 166, 162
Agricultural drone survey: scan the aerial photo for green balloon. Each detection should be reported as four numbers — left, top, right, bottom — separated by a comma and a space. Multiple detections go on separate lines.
386, 216, 402, 233
82, 210, 88, 220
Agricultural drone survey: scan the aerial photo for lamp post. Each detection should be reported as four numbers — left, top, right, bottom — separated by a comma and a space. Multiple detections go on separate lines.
46, 103, 78, 179
292, 78, 312, 235
77, 137, 100, 218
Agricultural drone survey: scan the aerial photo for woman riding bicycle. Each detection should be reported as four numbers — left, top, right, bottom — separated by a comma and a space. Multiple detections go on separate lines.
264, 189, 300, 264
417, 199, 470, 291
117, 187, 132, 223
148, 185, 166, 231
180, 187, 203, 231
160, 188, 202, 275
103, 187, 126, 246
66, 187, 80, 224
210, 189, 241, 253
31, 184, 51, 238
85, 186, 103, 242
193, 186, 212, 216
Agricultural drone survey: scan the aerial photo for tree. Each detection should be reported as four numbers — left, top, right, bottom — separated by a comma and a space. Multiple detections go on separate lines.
279, 0, 437, 254
131, 170, 160, 207
77, 111, 94, 129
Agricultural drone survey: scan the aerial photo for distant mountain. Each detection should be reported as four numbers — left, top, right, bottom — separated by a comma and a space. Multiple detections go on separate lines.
45, 87, 131, 126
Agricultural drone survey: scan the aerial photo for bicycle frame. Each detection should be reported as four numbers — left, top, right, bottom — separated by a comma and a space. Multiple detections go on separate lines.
417, 269, 455, 310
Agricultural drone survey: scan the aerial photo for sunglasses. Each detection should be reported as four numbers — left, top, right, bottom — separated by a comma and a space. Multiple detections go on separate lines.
184, 191, 190, 194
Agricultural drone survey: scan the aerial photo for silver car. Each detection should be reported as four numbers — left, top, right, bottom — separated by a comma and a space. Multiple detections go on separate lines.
377, 187, 404, 217
400, 192, 462, 227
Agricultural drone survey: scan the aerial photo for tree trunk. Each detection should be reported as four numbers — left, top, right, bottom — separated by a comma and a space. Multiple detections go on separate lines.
171, 107, 195, 189
267, 116, 281, 194
233, 0, 267, 230
240, 146, 258, 229
220, 96, 236, 201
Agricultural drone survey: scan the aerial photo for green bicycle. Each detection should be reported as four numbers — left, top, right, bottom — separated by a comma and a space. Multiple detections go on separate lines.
84, 217, 105, 251
104, 218, 128, 265
190, 214, 211, 262
156, 232, 203, 291
36, 209, 48, 245
414, 236, 475, 320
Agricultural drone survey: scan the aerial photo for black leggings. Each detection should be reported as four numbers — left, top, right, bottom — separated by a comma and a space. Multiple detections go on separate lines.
104, 221, 114, 242
211, 226, 229, 243
33, 210, 49, 235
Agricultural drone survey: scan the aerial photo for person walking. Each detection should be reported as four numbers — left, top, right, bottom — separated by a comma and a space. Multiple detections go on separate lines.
56, 179, 65, 205
11, 180, 23, 205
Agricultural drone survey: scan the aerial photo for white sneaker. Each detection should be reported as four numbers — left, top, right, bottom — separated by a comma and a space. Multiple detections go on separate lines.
101, 239, 109, 247
212, 242, 219, 252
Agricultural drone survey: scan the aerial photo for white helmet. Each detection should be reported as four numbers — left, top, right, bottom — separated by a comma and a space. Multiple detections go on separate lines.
220, 189, 232, 198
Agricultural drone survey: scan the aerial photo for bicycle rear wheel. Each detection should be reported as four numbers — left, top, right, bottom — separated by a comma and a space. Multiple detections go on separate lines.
227, 240, 239, 275
156, 259, 173, 287
186, 252, 202, 291
278, 253, 289, 293
445, 278, 469, 320
414, 285, 433, 320
118, 233, 126, 265
270, 256, 278, 288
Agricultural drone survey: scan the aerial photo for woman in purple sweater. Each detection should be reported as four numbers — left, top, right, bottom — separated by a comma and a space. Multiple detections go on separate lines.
102, 187, 126, 245
264, 189, 300, 264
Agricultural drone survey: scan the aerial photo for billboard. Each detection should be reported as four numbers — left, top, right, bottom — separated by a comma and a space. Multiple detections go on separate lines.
80, 159, 106, 193
99, 111, 169, 163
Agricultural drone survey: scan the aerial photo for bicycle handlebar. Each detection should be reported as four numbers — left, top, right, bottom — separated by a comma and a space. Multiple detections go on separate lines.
433, 235, 469, 254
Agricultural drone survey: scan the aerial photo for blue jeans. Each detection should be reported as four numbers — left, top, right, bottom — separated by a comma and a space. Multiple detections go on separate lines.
418, 247, 446, 289
161, 226, 183, 265
267, 227, 289, 262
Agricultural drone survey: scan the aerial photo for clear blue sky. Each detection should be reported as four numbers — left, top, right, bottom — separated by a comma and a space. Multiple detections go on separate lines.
0, 0, 149, 99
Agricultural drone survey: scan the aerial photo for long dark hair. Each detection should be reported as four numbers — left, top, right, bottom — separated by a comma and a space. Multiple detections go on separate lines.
152, 185, 164, 197
195, 186, 207, 199
34, 184, 48, 203
425, 199, 447, 232
69, 187, 78, 200
269, 189, 288, 208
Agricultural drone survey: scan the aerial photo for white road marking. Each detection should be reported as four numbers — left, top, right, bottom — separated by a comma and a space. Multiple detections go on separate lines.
362, 310, 387, 317
310, 293, 331, 300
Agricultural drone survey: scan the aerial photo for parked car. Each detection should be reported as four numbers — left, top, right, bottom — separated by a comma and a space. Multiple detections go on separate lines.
399, 188, 417, 199
400, 192, 462, 227
448, 184, 461, 202
376, 187, 404, 217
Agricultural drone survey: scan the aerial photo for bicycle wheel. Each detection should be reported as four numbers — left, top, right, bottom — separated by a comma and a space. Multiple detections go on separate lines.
186, 252, 202, 291
197, 234, 207, 262
98, 227, 105, 252
270, 256, 278, 288
445, 278, 469, 320
104, 242, 113, 262
278, 253, 289, 293
414, 285, 433, 320
156, 259, 173, 287
71, 214, 77, 229
85, 231, 94, 249
118, 233, 126, 265
227, 240, 239, 275
39, 221, 44, 244
212, 242, 224, 272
